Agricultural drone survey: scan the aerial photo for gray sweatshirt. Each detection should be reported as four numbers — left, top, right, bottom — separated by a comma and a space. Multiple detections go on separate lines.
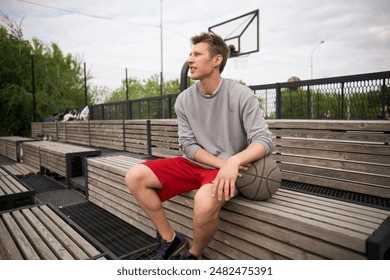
175, 78, 274, 163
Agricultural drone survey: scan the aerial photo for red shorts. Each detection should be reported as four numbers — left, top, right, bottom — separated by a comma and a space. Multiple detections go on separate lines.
142, 157, 219, 202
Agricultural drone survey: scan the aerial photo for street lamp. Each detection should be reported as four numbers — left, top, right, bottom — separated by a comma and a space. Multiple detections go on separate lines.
310, 40, 325, 79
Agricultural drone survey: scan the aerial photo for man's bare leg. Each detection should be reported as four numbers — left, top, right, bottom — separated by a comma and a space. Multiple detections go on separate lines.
125, 164, 174, 241
189, 183, 225, 259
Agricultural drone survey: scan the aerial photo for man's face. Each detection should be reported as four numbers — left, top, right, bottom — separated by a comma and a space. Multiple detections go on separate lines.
187, 42, 220, 80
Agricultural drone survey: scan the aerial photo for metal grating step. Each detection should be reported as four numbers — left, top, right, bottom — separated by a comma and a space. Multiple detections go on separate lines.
35, 189, 87, 208
60, 202, 156, 259
18, 174, 66, 194
281, 180, 390, 211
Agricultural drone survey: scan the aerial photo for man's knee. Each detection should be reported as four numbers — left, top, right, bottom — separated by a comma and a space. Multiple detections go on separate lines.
125, 164, 147, 192
125, 163, 161, 193
193, 189, 223, 224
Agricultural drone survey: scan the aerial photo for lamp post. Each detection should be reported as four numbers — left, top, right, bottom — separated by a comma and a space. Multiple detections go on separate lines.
310, 40, 324, 79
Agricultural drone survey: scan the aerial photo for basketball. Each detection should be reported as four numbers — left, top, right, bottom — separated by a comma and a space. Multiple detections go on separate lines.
236, 156, 281, 200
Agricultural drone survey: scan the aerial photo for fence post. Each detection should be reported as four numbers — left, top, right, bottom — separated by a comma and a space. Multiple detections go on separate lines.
101, 104, 105, 120
341, 82, 345, 119
275, 83, 281, 119
381, 78, 386, 119
88, 120, 91, 147
146, 120, 152, 156
122, 119, 126, 151
127, 100, 132, 120
307, 85, 312, 119
167, 95, 173, 119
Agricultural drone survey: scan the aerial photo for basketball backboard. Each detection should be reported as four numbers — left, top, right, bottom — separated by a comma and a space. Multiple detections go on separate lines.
208, 9, 259, 57
180, 9, 260, 91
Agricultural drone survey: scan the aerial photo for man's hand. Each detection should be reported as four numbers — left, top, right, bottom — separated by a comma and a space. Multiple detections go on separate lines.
212, 157, 249, 201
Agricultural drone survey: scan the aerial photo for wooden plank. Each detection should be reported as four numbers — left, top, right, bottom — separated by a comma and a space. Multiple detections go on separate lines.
12, 210, 59, 259
274, 154, 390, 176
267, 120, 390, 132
274, 138, 390, 155
2, 212, 40, 259
279, 162, 390, 189
271, 128, 390, 143
0, 218, 23, 259
1, 163, 39, 177
173, 191, 366, 259
31, 205, 93, 259
150, 119, 178, 126
220, 208, 362, 259
151, 148, 182, 158
274, 146, 390, 165
1, 175, 29, 193
224, 197, 375, 253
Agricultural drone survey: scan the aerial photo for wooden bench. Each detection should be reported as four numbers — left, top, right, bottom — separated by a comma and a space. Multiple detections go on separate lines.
0, 136, 38, 162
0, 167, 34, 211
0, 163, 39, 177
267, 120, 390, 199
124, 120, 149, 155
32, 119, 390, 259
22, 141, 101, 190
0, 204, 113, 259
149, 119, 182, 158
86, 154, 390, 260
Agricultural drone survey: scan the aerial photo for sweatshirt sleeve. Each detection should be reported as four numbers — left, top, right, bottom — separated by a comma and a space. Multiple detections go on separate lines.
174, 96, 201, 160
242, 93, 274, 156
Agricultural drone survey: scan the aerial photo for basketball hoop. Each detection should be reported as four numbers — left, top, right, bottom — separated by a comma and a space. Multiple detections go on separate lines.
232, 54, 249, 70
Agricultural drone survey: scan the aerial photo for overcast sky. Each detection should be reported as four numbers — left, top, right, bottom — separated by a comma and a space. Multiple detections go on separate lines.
2, 0, 390, 90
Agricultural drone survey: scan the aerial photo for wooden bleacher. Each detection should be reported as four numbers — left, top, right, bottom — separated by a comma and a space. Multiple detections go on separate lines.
25, 119, 390, 259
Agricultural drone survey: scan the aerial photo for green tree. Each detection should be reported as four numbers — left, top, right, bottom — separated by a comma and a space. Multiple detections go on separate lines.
107, 75, 183, 103
31, 38, 90, 118
0, 26, 33, 135
1, 13, 91, 136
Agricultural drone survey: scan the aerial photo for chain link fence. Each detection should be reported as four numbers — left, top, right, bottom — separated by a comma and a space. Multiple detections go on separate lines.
90, 71, 390, 120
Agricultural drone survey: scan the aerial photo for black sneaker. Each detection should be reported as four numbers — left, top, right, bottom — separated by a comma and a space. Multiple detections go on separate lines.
151, 231, 188, 260
178, 249, 199, 260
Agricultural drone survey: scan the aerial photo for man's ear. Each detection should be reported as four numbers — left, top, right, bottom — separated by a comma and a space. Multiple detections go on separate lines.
214, 54, 223, 67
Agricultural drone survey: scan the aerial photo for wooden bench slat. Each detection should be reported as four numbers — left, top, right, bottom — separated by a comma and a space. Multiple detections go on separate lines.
13, 210, 60, 259
274, 146, 390, 165
220, 208, 364, 260
2, 212, 41, 259
0, 218, 23, 259
267, 119, 390, 132
271, 128, 390, 143
274, 154, 389, 176
275, 138, 390, 155
279, 162, 390, 188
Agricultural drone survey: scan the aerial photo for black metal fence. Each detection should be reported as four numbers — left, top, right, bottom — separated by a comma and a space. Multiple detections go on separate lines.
90, 71, 390, 120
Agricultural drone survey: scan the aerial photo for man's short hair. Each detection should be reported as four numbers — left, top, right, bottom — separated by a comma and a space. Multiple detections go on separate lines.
191, 32, 230, 73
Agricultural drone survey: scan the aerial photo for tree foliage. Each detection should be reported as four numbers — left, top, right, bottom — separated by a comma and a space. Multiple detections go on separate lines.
107, 74, 184, 103
0, 16, 91, 136
280, 86, 389, 119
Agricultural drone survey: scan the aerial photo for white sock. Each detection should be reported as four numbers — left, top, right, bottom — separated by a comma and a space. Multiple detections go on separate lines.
167, 233, 176, 243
